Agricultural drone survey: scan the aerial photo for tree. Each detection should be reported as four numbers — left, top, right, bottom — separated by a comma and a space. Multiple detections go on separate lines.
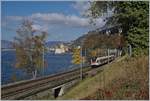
89, 1, 149, 56
72, 47, 82, 65
13, 20, 48, 79
83, 31, 125, 58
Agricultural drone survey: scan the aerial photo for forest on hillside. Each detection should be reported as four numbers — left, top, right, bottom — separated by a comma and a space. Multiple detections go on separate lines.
73, 1, 148, 58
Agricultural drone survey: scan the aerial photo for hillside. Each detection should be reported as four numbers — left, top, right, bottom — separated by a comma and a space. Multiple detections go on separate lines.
71, 31, 98, 47
57, 55, 149, 100
1, 40, 70, 49
45, 41, 71, 48
45, 41, 64, 47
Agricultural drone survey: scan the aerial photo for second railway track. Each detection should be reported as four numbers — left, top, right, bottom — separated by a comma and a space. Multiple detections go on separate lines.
1, 66, 90, 100
2, 58, 115, 100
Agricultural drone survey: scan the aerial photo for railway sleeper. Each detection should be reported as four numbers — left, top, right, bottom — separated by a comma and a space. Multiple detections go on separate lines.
2, 71, 80, 97
2, 75, 80, 100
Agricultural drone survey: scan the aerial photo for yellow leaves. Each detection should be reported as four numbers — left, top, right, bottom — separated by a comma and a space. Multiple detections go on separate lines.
11, 73, 18, 82
15, 47, 29, 68
15, 62, 20, 68
90, 50, 97, 57
33, 57, 43, 69
14, 20, 48, 76
72, 48, 82, 65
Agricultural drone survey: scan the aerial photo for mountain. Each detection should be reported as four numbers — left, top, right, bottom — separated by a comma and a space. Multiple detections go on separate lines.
1, 40, 70, 49
71, 31, 98, 47
45, 41, 70, 47
1, 40, 13, 49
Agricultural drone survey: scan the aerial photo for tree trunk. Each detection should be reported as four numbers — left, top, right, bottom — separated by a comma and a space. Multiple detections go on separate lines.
32, 69, 37, 79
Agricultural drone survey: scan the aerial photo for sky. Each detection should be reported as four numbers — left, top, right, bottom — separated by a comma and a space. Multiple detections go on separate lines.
1, 1, 106, 42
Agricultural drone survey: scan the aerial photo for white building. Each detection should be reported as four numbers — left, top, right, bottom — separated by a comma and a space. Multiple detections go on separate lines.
55, 48, 65, 54
54, 44, 68, 54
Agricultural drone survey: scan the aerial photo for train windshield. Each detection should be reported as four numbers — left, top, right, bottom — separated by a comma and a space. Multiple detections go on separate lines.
91, 57, 97, 62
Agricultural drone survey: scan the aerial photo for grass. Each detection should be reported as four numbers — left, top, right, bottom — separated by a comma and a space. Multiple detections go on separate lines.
57, 55, 149, 100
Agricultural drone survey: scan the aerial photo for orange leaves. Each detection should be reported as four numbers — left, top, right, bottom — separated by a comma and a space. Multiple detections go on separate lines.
83, 32, 125, 50
90, 50, 97, 57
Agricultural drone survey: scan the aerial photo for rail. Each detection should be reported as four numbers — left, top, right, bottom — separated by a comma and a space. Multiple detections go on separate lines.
1, 66, 90, 100
2, 55, 116, 100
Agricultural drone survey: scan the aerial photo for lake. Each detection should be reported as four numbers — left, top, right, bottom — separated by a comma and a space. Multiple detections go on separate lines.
1, 51, 78, 85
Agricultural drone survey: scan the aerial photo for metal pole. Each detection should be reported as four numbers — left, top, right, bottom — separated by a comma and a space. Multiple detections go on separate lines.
85, 48, 86, 65
129, 44, 132, 57
108, 48, 109, 64
43, 47, 44, 76
80, 47, 83, 80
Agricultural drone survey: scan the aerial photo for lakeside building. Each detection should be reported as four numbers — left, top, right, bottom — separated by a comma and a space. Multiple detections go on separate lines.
55, 44, 69, 54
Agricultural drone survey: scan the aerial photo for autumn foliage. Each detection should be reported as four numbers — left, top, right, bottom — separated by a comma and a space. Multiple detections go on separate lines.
13, 20, 47, 78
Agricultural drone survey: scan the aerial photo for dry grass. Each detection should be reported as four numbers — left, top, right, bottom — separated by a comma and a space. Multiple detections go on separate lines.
58, 55, 149, 100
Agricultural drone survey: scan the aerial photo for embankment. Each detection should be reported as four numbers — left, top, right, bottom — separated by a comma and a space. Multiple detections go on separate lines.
58, 55, 149, 100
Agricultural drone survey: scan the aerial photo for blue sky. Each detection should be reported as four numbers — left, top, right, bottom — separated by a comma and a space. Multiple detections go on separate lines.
1, 1, 105, 42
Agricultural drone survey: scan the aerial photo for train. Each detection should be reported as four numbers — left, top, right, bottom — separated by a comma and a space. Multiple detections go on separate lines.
90, 55, 115, 68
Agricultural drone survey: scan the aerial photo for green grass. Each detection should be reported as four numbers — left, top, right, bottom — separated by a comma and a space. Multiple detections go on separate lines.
57, 55, 149, 100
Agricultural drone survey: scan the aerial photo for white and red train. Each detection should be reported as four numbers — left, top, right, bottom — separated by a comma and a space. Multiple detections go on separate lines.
90, 55, 115, 68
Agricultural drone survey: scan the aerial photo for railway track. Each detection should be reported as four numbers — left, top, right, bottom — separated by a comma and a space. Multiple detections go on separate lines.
1, 58, 116, 100
1, 67, 90, 100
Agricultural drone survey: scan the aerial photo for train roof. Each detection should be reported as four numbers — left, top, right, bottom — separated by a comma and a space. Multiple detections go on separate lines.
97, 55, 114, 60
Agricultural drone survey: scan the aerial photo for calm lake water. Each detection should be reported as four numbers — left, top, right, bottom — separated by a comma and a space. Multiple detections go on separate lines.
1, 51, 77, 85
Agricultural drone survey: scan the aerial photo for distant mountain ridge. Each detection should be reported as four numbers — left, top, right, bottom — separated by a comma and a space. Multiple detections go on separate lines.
71, 31, 98, 47
1, 40, 69, 49
45, 41, 66, 47
1, 40, 13, 49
